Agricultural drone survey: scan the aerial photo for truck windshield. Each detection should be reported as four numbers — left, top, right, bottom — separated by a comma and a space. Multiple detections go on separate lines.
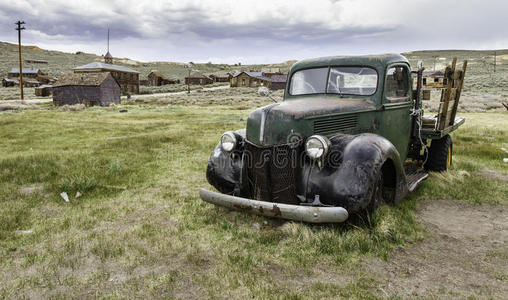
289, 66, 378, 96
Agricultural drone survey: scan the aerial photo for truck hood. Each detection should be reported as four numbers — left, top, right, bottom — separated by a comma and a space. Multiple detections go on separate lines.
246, 97, 376, 146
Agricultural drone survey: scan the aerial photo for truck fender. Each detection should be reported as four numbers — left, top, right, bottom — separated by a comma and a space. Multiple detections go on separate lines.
205, 129, 246, 195
301, 133, 408, 213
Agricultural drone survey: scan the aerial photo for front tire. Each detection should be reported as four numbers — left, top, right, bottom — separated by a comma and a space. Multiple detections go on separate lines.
425, 135, 453, 172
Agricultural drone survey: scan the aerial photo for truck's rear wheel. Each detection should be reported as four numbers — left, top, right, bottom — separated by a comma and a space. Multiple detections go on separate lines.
425, 135, 452, 172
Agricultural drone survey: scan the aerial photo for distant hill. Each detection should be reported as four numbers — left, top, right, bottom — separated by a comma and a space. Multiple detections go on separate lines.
1, 41, 506, 85
0, 41, 293, 80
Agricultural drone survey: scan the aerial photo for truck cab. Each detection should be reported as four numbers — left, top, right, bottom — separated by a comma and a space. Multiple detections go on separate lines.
201, 54, 466, 223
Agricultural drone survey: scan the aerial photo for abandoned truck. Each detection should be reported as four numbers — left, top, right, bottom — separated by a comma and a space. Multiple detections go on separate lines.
200, 54, 467, 223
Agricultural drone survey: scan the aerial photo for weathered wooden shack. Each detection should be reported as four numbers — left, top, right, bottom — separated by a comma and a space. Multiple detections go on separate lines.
413, 71, 448, 88
2, 78, 18, 87
269, 74, 287, 90
73, 62, 139, 94
147, 71, 178, 86
25, 59, 48, 64
261, 67, 282, 78
209, 74, 231, 83
185, 71, 213, 85
52, 73, 120, 106
230, 71, 271, 88
8, 68, 41, 79
35, 84, 52, 97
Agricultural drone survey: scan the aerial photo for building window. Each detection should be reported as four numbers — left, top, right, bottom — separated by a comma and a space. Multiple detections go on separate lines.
253, 81, 257, 87
242, 79, 245, 86
261, 81, 264, 86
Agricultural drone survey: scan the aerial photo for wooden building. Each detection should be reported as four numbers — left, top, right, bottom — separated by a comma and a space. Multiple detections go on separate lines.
25, 59, 48, 64
261, 67, 282, 78
8, 68, 41, 79
52, 73, 120, 106
148, 71, 179, 86
230, 71, 271, 88
185, 71, 213, 85
73, 62, 139, 94
209, 74, 231, 83
413, 71, 448, 88
269, 74, 287, 91
35, 84, 52, 97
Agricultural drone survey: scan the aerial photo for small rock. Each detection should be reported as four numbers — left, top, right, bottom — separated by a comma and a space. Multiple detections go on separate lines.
60, 192, 70, 203
19, 230, 33, 235
263, 221, 268, 225
252, 222, 261, 230
119, 109, 128, 113
75, 191, 82, 198
225, 235, 232, 241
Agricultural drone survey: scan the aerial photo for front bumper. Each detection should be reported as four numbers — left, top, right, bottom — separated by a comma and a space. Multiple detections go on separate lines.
199, 189, 349, 223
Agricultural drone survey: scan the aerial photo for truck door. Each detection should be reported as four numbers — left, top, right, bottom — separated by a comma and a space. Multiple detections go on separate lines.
379, 64, 413, 161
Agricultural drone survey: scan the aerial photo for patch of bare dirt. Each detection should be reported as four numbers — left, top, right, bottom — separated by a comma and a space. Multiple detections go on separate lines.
365, 200, 508, 299
475, 169, 508, 183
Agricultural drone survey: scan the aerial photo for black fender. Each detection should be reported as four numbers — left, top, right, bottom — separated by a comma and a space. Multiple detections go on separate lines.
205, 129, 245, 196
300, 133, 408, 214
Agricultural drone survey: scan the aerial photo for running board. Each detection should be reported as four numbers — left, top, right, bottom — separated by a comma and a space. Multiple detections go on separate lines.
407, 171, 429, 192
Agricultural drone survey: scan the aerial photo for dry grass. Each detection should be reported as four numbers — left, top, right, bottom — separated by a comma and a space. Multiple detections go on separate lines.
0, 86, 506, 298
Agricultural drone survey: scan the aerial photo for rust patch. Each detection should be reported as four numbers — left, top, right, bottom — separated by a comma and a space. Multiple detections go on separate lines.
272, 204, 282, 216
233, 204, 252, 211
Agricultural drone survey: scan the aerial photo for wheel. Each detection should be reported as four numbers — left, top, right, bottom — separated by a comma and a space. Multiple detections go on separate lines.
352, 170, 385, 225
425, 135, 452, 172
367, 170, 385, 212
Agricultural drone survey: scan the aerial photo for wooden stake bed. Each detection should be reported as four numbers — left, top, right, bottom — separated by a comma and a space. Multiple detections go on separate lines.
437, 58, 468, 130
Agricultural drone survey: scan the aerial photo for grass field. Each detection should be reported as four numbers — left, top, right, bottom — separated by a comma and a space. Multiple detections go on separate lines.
0, 91, 507, 298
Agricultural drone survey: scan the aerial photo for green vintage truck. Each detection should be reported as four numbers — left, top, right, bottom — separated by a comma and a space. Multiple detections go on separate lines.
200, 54, 467, 223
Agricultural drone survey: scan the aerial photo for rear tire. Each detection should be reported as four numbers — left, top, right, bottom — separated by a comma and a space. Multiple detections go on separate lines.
425, 135, 452, 172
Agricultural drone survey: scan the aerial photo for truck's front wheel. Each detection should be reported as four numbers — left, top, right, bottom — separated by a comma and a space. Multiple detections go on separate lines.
425, 135, 452, 172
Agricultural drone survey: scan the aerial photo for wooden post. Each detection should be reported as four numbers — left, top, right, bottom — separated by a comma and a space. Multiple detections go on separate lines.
187, 68, 191, 94
494, 51, 496, 73
15, 21, 26, 100
449, 60, 468, 124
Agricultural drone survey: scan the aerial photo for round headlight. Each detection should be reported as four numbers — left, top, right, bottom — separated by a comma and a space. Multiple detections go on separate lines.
305, 135, 330, 160
220, 131, 237, 152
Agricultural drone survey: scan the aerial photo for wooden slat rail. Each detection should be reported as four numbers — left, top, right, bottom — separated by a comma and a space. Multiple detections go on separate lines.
436, 58, 467, 130
449, 60, 468, 125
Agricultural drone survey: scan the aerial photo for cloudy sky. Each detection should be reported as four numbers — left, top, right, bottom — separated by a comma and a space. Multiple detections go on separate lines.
0, 0, 506, 64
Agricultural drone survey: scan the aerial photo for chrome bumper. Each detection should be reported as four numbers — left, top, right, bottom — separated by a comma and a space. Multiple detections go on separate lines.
199, 189, 349, 223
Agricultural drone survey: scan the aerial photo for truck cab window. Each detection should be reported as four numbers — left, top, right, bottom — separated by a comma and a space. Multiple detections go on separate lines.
385, 66, 409, 101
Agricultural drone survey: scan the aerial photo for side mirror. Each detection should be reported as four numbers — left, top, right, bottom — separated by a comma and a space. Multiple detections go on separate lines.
422, 89, 431, 101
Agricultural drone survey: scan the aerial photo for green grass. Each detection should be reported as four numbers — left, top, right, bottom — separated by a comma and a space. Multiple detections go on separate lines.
0, 101, 506, 298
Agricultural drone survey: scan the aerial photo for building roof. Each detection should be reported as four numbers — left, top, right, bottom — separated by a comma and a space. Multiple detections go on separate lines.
36, 84, 53, 89
9, 68, 40, 74
104, 51, 113, 59
53, 72, 116, 87
2, 78, 19, 83
187, 71, 211, 79
148, 70, 173, 81
270, 74, 287, 83
74, 62, 139, 74
233, 71, 271, 81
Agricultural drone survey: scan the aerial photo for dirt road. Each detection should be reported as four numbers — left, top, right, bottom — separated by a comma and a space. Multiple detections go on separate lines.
125, 85, 230, 100
366, 200, 508, 298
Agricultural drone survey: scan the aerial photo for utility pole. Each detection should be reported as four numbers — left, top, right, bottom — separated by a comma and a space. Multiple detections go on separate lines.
15, 21, 26, 100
